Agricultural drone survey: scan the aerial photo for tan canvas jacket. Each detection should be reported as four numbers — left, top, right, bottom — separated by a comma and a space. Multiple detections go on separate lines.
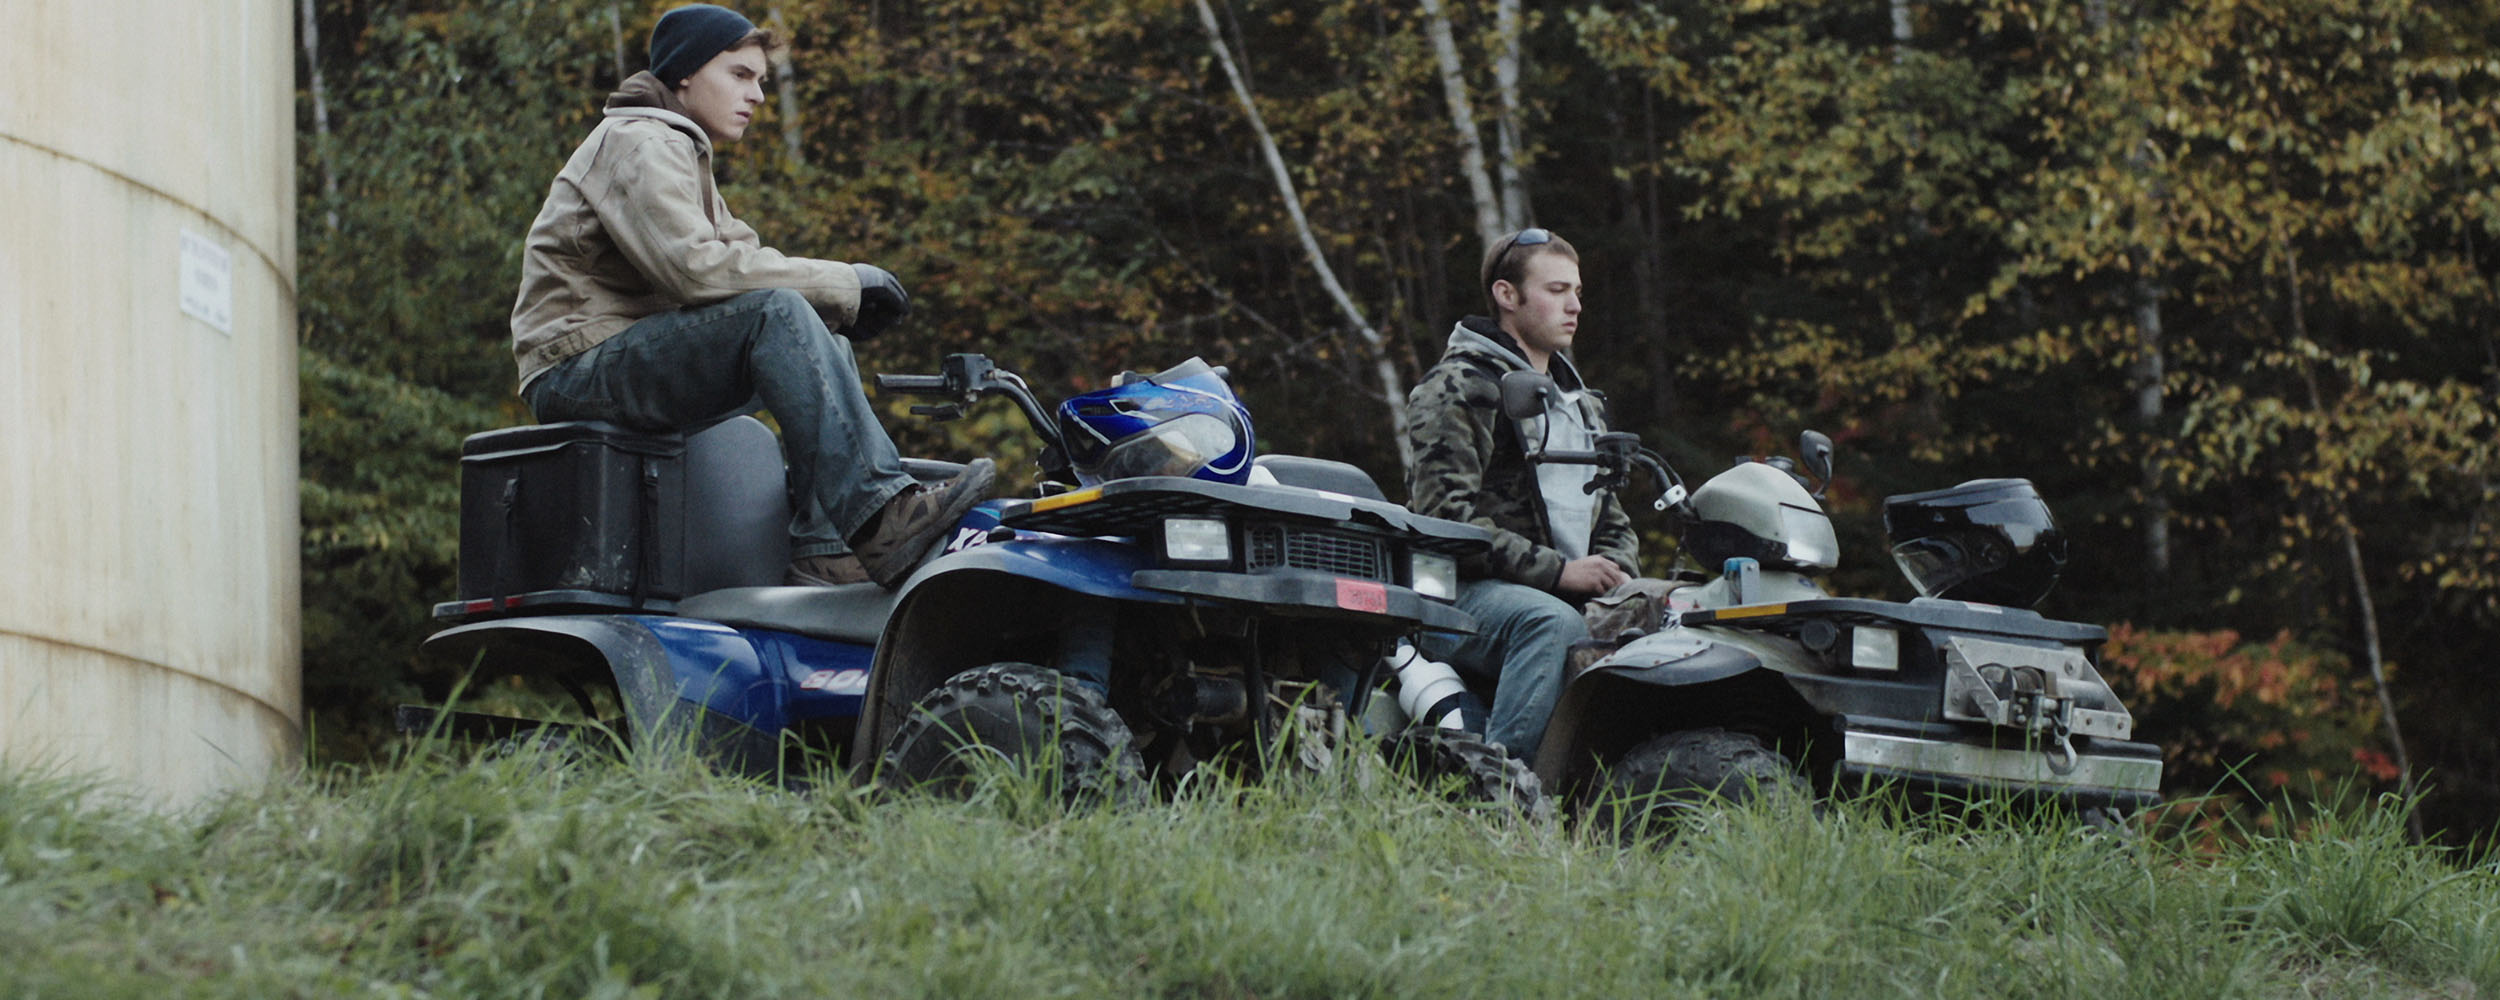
509, 77, 862, 389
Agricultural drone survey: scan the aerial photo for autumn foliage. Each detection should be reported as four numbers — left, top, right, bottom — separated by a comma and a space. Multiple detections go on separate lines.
294, 0, 2500, 833
2103, 625, 2399, 787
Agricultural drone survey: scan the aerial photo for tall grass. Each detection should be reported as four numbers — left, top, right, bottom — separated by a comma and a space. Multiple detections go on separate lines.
3, 741, 2494, 999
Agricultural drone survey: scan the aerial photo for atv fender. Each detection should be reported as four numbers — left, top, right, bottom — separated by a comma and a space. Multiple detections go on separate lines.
421, 615, 781, 775
1531, 629, 1791, 790
905, 533, 1179, 604
851, 540, 1188, 766
1585, 629, 1771, 687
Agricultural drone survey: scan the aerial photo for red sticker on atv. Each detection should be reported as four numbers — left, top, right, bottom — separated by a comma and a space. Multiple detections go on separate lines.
1335, 579, 1387, 613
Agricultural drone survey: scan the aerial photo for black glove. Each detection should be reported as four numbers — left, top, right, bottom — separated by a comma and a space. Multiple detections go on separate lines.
846, 263, 911, 341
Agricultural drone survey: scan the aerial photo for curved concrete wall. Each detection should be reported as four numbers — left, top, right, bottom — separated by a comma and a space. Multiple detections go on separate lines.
1, 0, 299, 807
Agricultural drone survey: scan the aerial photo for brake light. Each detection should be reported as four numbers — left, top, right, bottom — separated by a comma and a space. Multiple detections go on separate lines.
457, 595, 524, 614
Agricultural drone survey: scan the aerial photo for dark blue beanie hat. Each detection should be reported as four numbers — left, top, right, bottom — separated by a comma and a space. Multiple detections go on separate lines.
648, 5, 757, 87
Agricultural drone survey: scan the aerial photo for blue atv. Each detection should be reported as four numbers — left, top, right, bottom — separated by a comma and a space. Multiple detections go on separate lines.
407, 353, 1535, 807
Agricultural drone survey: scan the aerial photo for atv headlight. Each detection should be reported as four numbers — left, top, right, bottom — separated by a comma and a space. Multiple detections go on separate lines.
1409, 550, 1458, 602
1161, 517, 1232, 566
1849, 626, 1900, 672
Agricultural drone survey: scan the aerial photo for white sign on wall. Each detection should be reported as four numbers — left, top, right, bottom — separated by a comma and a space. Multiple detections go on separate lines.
180, 228, 233, 334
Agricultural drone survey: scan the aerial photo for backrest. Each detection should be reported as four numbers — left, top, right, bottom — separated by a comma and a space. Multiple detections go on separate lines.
682, 415, 793, 592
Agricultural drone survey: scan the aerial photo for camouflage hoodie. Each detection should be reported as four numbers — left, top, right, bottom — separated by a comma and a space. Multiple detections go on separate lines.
1404, 317, 1640, 591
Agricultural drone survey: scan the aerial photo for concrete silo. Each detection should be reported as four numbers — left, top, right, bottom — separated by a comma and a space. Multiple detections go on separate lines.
1, 0, 300, 807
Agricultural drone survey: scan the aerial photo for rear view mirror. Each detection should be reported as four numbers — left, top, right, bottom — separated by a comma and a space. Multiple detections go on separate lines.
1799, 430, 1834, 499
1498, 371, 1557, 457
1498, 370, 1555, 423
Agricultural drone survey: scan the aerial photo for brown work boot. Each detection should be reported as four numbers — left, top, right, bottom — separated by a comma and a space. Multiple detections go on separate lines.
785, 553, 871, 587
852, 458, 997, 588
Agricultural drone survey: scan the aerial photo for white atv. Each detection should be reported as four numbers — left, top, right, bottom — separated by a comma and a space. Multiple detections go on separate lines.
1380, 371, 2163, 836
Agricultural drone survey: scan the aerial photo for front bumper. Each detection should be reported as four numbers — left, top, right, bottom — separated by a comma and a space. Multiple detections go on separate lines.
1834, 726, 2164, 812
1131, 567, 1475, 634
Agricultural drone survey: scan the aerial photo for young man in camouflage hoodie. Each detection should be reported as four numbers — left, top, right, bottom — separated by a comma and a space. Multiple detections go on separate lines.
1402, 229, 1642, 757
510, 4, 991, 589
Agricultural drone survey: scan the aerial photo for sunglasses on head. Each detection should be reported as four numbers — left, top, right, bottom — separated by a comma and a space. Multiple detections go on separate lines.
1487, 228, 1553, 291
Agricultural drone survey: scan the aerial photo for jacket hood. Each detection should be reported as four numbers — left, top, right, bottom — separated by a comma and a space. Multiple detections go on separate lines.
1445, 316, 1590, 392
602, 71, 712, 152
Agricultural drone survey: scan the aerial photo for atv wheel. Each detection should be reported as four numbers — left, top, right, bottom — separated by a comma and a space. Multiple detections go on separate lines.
1583, 728, 1802, 840
878, 663, 1145, 805
1381, 726, 1551, 821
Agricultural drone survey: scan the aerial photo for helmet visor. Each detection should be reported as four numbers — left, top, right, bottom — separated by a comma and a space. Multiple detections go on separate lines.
1779, 505, 1839, 569
1891, 535, 1969, 599
1091, 412, 1240, 482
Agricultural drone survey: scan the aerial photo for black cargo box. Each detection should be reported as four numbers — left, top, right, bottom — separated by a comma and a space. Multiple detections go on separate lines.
452, 421, 688, 614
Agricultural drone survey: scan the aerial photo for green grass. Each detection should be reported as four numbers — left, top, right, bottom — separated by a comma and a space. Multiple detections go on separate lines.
4, 744, 2495, 999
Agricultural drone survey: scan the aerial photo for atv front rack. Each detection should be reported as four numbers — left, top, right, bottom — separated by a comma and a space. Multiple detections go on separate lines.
995, 476, 1490, 556
1677, 596, 2107, 644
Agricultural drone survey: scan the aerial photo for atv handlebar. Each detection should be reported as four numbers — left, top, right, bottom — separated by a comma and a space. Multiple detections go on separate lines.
876, 353, 1077, 485
874, 373, 952, 394
1533, 432, 1692, 515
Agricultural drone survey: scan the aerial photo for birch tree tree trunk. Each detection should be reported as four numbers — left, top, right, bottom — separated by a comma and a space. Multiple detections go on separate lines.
1192, 0, 1415, 470
2088, 0, 2173, 581
299, 0, 339, 232
1491, 0, 1528, 228
768, 5, 805, 168
1419, 0, 1503, 248
2133, 268, 2171, 578
609, 3, 627, 83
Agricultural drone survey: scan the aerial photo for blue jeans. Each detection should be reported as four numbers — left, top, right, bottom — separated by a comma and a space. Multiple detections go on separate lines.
522, 289, 916, 559
1416, 578, 1586, 757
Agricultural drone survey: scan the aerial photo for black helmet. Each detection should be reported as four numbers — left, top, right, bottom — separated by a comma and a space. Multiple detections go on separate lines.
1881, 478, 2066, 608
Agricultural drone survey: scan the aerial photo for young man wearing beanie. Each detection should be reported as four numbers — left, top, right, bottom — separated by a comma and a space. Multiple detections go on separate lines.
510, 4, 992, 589
1401, 229, 1641, 758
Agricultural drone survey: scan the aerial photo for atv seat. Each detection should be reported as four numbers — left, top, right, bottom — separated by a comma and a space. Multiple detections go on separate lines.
1253, 454, 1390, 503
681, 418, 967, 595
673, 419, 949, 640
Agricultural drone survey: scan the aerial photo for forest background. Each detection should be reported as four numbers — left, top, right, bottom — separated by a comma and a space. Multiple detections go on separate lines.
295, 0, 2499, 841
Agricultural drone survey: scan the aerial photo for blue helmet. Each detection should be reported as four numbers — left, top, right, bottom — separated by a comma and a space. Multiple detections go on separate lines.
1055, 358, 1255, 486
